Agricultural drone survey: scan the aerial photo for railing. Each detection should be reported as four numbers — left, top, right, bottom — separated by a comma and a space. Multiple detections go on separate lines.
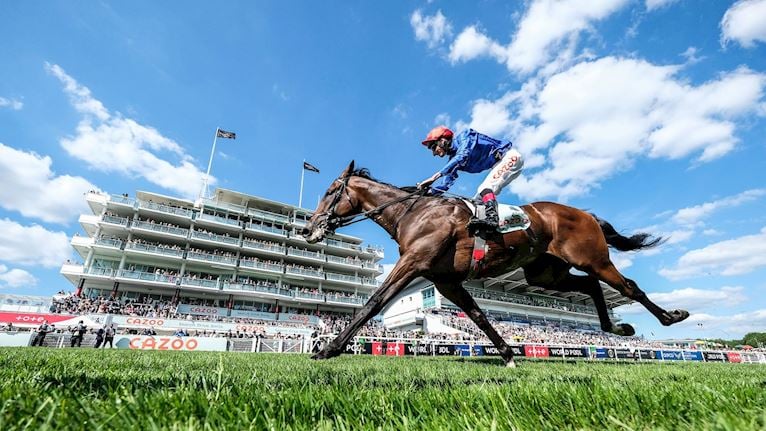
180, 277, 219, 289
285, 266, 324, 278
187, 251, 237, 265
362, 261, 383, 272
197, 212, 242, 228
239, 260, 284, 273
291, 218, 308, 227
132, 220, 189, 237
248, 208, 289, 224
242, 240, 286, 254
110, 194, 136, 206
138, 200, 193, 218
191, 230, 240, 246
463, 286, 600, 317
326, 255, 361, 267
246, 222, 287, 237
125, 242, 184, 258
116, 269, 178, 284
287, 248, 324, 261
325, 272, 361, 284
94, 238, 123, 249
223, 282, 293, 297
202, 198, 246, 215
325, 294, 367, 305
101, 215, 130, 226
294, 291, 325, 301
362, 278, 381, 287
324, 238, 362, 251
86, 267, 115, 277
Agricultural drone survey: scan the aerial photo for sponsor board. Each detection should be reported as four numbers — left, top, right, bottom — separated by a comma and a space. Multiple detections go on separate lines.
434, 344, 457, 356
0, 312, 79, 327
386, 342, 406, 356
454, 344, 471, 357
656, 350, 684, 361
229, 309, 276, 321
406, 343, 431, 356
549, 347, 589, 358
175, 304, 228, 317
683, 351, 703, 361
0, 332, 34, 346
726, 352, 742, 363
524, 345, 549, 358
476, 344, 525, 357
703, 351, 727, 362
638, 349, 657, 360
114, 335, 227, 352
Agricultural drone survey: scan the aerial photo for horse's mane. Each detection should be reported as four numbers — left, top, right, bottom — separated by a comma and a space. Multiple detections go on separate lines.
351, 168, 418, 193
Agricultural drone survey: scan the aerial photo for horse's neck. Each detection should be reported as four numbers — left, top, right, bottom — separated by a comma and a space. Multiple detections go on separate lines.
353, 178, 416, 239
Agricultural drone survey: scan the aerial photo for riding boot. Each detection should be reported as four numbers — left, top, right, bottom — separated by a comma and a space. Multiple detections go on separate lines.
468, 189, 500, 233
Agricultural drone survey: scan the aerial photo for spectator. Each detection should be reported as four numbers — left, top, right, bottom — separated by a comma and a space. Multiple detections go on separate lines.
103, 324, 115, 348
70, 320, 87, 347
31, 320, 52, 347
94, 327, 105, 348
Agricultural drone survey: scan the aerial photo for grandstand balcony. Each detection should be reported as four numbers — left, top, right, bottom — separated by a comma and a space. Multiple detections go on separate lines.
124, 242, 185, 262
285, 266, 324, 280
239, 260, 284, 275
241, 239, 286, 257
245, 221, 288, 239
248, 208, 290, 225
286, 247, 325, 264
85, 191, 108, 214
108, 193, 137, 210
200, 197, 247, 215
190, 230, 241, 250
221, 281, 293, 298
179, 276, 220, 291
116, 269, 178, 287
91, 237, 124, 258
362, 278, 381, 287
186, 250, 237, 267
324, 271, 362, 287
100, 214, 131, 229
131, 220, 190, 239
195, 212, 243, 232
293, 290, 325, 303
325, 293, 367, 306
137, 199, 194, 221
70, 235, 93, 258
60, 263, 84, 283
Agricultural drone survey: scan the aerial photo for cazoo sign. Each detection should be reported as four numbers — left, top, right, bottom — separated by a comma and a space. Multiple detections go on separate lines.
114, 335, 227, 352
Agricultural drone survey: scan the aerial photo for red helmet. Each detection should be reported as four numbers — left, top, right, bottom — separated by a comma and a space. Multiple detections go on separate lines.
422, 126, 454, 146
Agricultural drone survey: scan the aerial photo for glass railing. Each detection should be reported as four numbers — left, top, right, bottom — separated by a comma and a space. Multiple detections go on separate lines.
361, 278, 381, 287
325, 272, 361, 284
223, 282, 292, 297
361, 261, 383, 271
285, 266, 324, 278
246, 222, 287, 236
186, 251, 237, 265
138, 200, 193, 218
197, 212, 242, 228
248, 208, 289, 224
86, 267, 116, 277
202, 198, 246, 215
365, 245, 384, 255
180, 277, 219, 289
94, 238, 123, 249
125, 242, 184, 257
325, 294, 366, 305
132, 220, 189, 237
116, 269, 177, 284
101, 215, 130, 226
294, 291, 325, 301
324, 239, 362, 251
239, 260, 284, 273
242, 240, 286, 254
291, 218, 308, 227
110, 194, 136, 206
287, 248, 324, 260
191, 230, 240, 245
464, 286, 599, 316
326, 255, 362, 267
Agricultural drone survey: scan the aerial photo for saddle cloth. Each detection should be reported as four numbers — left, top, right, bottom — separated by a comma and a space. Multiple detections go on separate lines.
462, 200, 531, 233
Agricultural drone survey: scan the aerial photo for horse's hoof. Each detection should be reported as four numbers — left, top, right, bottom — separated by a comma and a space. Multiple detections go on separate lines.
669, 309, 690, 324
505, 359, 517, 368
613, 323, 635, 337
311, 348, 340, 360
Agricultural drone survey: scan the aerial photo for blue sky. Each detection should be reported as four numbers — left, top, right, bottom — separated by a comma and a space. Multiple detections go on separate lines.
1, 0, 765, 340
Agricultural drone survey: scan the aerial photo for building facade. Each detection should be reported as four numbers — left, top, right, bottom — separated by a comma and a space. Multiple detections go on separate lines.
60, 188, 385, 328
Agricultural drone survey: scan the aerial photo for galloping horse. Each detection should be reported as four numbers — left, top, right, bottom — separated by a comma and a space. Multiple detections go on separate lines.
302, 161, 689, 367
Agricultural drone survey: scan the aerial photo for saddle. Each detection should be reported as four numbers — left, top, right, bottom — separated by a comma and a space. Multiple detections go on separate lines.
463, 200, 532, 280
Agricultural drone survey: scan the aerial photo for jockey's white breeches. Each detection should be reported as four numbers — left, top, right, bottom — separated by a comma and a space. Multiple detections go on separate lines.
474, 148, 524, 199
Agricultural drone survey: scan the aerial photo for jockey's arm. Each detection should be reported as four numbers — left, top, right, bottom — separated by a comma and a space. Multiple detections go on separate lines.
416, 172, 441, 189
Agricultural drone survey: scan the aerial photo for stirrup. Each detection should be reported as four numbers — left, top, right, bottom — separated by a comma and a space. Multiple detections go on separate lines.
468, 217, 497, 232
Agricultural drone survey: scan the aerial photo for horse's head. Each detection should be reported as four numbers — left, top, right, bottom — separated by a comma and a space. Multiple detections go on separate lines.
301, 160, 362, 243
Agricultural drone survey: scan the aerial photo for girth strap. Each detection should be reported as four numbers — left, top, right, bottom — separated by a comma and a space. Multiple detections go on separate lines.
467, 235, 488, 280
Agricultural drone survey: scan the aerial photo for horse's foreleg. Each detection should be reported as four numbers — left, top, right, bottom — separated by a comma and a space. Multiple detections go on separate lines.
594, 263, 689, 326
311, 258, 420, 360
434, 283, 516, 368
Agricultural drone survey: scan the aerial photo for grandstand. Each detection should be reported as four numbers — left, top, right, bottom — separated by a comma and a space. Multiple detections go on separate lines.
56, 188, 385, 336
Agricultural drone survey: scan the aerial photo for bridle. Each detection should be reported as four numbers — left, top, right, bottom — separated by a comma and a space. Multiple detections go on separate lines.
314, 175, 428, 234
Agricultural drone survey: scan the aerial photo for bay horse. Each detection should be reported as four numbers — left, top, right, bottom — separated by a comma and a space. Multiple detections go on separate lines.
302, 161, 689, 367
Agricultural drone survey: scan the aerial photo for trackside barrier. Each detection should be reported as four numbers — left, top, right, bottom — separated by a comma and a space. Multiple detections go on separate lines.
2, 332, 764, 364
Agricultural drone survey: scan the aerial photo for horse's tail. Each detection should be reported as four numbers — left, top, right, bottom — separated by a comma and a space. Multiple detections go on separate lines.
590, 213, 664, 252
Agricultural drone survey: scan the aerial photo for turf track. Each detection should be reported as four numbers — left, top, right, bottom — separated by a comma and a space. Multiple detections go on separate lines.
1, 348, 764, 430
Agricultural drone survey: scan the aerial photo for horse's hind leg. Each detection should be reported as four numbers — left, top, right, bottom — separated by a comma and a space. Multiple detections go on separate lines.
434, 282, 517, 368
555, 274, 636, 336
592, 262, 689, 326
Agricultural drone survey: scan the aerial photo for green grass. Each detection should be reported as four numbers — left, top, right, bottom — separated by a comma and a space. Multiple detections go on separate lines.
1, 348, 765, 430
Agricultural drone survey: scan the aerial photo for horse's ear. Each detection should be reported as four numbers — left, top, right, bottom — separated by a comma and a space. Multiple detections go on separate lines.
341, 160, 355, 178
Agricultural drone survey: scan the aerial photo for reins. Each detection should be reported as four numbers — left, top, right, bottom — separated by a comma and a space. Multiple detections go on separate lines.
331, 187, 429, 229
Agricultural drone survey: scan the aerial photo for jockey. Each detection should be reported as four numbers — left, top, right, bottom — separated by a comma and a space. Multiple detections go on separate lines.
416, 125, 523, 232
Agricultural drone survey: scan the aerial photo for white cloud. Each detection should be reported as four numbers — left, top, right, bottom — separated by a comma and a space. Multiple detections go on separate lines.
482, 57, 766, 201
645, 0, 680, 12
721, 0, 766, 48
675, 308, 766, 337
660, 227, 766, 280
0, 218, 71, 268
611, 254, 633, 270
0, 265, 38, 289
671, 188, 765, 226
615, 285, 748, 316
433, 112, 452, 127
46, 63, 211, 199
0, 97, 23, 110
0, 143, 97, 224
448, 0, 630, 74
410, 10, 452, 49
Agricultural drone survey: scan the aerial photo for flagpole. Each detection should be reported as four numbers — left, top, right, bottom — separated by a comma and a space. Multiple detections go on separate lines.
199, 127, 220, 202
298, 159, 306, 208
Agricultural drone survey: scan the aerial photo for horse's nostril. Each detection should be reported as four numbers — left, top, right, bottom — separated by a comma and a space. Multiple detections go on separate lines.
300, 227, 310, 236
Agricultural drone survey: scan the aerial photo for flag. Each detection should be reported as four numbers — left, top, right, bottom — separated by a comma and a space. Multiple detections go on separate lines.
303, 161, 320, 173
216, 129, 236, 139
